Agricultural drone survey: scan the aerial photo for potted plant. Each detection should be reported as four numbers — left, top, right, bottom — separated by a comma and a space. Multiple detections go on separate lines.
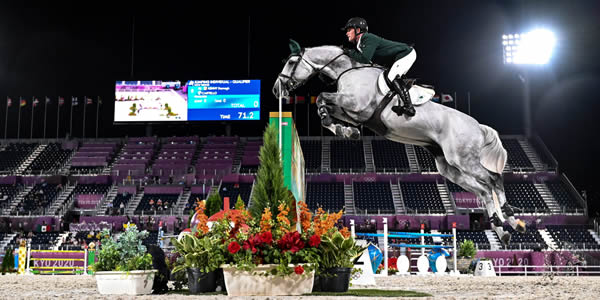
318, 231, 367, 292
171, 233, 225, 293
93, 225, 157, 295
452, 239, 477, 274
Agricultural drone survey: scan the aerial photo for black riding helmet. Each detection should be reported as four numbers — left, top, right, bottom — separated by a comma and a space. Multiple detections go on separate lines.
341, 17, 368, 32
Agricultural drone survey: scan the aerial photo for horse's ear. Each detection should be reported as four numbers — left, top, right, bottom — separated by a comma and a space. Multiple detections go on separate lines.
289, 39, 301, 55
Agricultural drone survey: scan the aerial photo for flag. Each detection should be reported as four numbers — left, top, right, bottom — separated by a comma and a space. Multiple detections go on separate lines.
33, 98, 39, 107
72, 97, 78, 106
20, 98, 26, 107
432, 95, 440, 103
285, 96, 293, 104
59, 97, 65, 106
310, 96, 317, 104
441, 94, 454, 103
296, 95, 305, 104
86, 97, 93, 105
45, 96, 51, 104
7, 97, 11, 107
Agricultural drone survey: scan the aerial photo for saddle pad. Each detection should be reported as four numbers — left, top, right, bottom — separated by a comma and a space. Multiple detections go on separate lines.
377, 72, 435, 106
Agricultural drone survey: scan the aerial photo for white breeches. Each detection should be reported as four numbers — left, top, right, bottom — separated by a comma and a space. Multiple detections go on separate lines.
387, 49, 416, 81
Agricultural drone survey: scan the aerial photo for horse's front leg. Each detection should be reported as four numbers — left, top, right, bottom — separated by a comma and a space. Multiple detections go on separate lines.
316, 93, 360, 139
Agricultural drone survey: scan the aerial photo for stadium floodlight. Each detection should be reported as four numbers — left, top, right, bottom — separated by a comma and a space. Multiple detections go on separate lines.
502, 29, 556, 65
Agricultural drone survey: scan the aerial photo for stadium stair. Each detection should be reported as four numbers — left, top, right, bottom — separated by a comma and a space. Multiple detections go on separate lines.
102, 142, 125, 175
485, 230, 502, 250
15, 144, 46, 175
59, 150, 77, 176
231, 139, 246, 174
539, 229, 558, 249
0, 233, 17, 253
390, 181, 405, 214
175, 187, 191, 216
48, 184, 76, 215
97, 184, 119, 216
518, 139, 546, 171
588, 229, 600, 246
247, 180, 256, 209
321, 139, 330, 173
1, 186, 32, 215
126, 188, 145, 215
344, 183, 355, 214
404, 144, 420, 173
534, 183, 561, 214
437, 182, 455, 214
363, 139, 375, 173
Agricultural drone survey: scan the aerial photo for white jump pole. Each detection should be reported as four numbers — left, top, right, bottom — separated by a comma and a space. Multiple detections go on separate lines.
383, 218, 388, 276
452, 222, 458, 275
420, 224, 425, 256
350, 219, 355, 238
278, 81, 282, 153
84, 249, 88, 275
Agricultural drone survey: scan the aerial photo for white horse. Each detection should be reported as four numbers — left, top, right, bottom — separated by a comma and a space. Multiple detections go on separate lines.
273, 40, 526, 244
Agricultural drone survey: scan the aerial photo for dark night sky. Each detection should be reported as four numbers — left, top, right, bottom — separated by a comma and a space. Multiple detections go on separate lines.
0, 1, 599, 211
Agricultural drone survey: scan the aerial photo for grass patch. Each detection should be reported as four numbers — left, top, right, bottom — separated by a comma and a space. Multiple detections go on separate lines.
308, 289, 431, 297
167, 289, 226, 295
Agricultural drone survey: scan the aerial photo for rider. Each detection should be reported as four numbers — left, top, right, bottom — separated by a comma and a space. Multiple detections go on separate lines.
342, 17, 417, 117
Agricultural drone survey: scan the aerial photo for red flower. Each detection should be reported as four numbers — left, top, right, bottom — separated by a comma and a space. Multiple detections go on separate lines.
228, 241, 241, 254
243, 240, 258, 254
260, 231, 273, 244
278, 231, 305, 253
294, 265, 304, 275
309, 235, 321, 247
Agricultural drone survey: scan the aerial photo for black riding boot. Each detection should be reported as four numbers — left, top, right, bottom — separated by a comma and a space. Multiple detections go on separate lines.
390, 75, 416, 117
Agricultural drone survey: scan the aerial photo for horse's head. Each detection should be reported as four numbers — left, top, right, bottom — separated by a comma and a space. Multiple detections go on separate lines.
273, 39, 315, 98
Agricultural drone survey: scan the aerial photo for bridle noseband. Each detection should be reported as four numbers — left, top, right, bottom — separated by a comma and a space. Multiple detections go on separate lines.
278, 49, 346, 92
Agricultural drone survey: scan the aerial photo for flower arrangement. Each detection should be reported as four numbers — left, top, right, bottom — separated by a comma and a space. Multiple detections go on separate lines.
92, 224, 153, 272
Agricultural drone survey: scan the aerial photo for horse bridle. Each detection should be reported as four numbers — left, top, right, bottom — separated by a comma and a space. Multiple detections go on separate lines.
278, 50, 346, 92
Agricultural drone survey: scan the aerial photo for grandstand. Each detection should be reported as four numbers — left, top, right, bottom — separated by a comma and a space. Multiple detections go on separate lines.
0, 134, 597, 270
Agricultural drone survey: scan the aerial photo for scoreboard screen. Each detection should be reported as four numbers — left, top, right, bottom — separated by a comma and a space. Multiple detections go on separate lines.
187, 80, 261, 121
114, 79, 260, 123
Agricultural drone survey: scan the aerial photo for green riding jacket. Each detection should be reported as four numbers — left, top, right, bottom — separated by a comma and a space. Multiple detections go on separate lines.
346, 32, 413, 67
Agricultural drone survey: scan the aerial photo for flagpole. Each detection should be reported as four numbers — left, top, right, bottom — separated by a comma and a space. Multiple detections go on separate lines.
83, 96, 87, 138
17, 97, 22, 139
70, 97, 74, 138
4, 97, 8, 139
307, 94, 310, 137
467, 92, 471, 116
57, 97, 61, 138
43, 97, 48, 139
95, 96, 100, 138
30, 97, 35, 139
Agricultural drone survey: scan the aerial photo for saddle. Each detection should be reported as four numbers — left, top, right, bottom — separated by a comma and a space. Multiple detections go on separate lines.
364, 70, 436, 136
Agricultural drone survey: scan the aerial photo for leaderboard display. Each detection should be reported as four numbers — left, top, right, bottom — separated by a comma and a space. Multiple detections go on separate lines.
187, 80, 260, 121
114, 79, 260, 122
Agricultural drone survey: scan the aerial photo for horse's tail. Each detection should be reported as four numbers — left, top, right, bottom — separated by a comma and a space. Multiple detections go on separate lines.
479, 125, 507, 174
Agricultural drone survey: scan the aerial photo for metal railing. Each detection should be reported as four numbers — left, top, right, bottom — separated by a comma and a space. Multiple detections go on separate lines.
496, 265, 600, 276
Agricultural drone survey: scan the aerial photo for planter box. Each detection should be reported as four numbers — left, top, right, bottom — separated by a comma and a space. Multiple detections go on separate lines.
95, 270, 157, 295
222, 264, 314, 296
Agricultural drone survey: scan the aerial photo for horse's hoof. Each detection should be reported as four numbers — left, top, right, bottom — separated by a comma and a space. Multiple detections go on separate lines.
335, 125, 343, 137
500, 232, 511, 245
516, 220, 526, 233
321, 116, 333, 126
349, 128, 361, 140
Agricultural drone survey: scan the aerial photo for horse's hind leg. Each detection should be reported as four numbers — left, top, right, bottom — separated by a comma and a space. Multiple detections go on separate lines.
316, 93, 360, 139
432, 152, 512, 245
491, 175, 526, 233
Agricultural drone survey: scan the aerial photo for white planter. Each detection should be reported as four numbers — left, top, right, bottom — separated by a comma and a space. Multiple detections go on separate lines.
222, 264, 314, 296
95, 270, 157, 295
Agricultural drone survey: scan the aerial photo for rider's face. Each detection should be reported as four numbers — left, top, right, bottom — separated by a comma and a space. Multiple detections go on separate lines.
346, 28, 357, 42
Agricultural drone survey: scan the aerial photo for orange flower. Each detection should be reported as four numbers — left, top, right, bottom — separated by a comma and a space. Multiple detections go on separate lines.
277, 203, 291, 233
260, 207, 273, 233
194, 200, 209, 235
298, 201, 312, 233
313, 208, 344, 236
339, 226, 351, 238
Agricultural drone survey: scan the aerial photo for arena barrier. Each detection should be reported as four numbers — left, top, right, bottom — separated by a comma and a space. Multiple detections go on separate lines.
24, 246, 96, 275
351, 218, 459, 275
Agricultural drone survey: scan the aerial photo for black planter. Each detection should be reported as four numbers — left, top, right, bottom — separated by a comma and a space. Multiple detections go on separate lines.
311, 275, 322, 292
187, 268, 217, 294
320, 267, 351, 293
